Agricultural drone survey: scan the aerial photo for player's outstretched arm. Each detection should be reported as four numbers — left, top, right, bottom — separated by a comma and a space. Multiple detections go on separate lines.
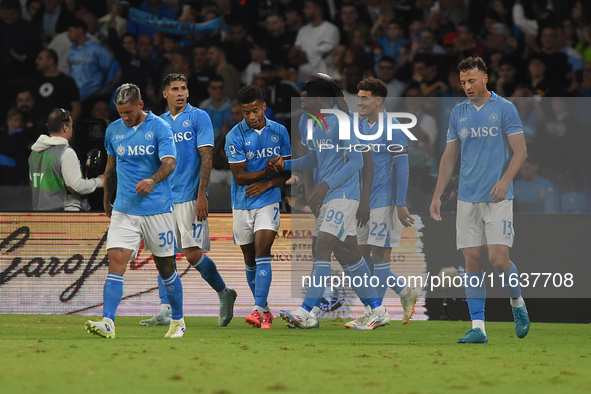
490, 133, 527, 203
430, 140, 459, 221
103, 155, 117, 218
196, 146, 213, 221
245, 156, 292, 197
136, 157, 176, 195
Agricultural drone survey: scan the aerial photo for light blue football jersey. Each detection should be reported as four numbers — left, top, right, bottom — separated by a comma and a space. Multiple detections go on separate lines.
298, 113, 362, 203
105, 112, 176, 215
359, 109, 409, 209
447, 92, 523, 203
161, 104, 214, 204
225, 117, 291, 210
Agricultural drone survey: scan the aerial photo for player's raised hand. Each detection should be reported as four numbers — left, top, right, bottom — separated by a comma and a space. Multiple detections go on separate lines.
396, 206, 414, 227
136, 178, 155, 195
489, 179, 510, 203
195, 194, 208, 221
430, 197, 442, 221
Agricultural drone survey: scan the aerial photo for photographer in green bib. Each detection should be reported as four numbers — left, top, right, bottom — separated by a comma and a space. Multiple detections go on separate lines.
29, 108, 104, 211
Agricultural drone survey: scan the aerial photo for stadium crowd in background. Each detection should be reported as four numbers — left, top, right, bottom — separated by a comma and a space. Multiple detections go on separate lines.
0, 0, 590, 213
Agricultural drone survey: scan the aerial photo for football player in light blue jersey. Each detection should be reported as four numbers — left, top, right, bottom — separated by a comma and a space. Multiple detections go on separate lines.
139, 73, 237, 328
224, 86, 291, 329
274, 78, 391, 330
85, 83, 186, 339
430, 57, 530, 344
344, 78, 421, 329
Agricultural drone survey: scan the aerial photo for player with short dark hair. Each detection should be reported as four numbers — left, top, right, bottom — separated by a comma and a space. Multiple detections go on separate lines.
224, 85, 291, 328
430, 56, 530, 343
138, 73, 237, 328
343, 78, 420, 328
85, 83, 185, 339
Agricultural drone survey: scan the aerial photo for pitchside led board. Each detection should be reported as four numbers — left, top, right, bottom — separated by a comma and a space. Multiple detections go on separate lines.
0, 213, 427, 320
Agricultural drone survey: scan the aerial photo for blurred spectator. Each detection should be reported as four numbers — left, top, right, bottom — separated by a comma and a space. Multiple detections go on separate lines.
376, 56, 407, 108
289, 0, 340, 83
28, 108, 104, 211
97, 1, 128, 42
223, 19, 252, 72
456, 21, 485, 57
259, 60, 301, 126
512, 0, 557, 38
242, 42, 268, 86
48, 20, 100, 74
539, 97, 586, 177
526, 54, 563, 97
0, 0, 44, 80
576, 25, 591, 63
0, 108, 34, 185
107, 5, 156, 99
264, 12, 297, 65
126, 0, 178, 38
511, 84, 542, 145
558, 22, 583, 72
340, 63, 364, 98
211, 99, 240, 185
483, 21, 515, 55
188, 42, 216, 107
15, 88, 41, 133
251, 75, 277, 122
538, 25, 572, 85
24, 0, 44, 22
32, 0, 76, 46
206, 42, 241, 100
514, 155, 559, 213
491, 54, 520, 97
284, 3, 304, 34
411, 54, 448, 97
32, 48, 81, 123
337, 2, 363, 47
333, 45, 374, 82
199, 75, 231, 141
572, 0, 591, 42
372, 17, 410, 64
90, 98, 113, 123
67, 18, 112, 102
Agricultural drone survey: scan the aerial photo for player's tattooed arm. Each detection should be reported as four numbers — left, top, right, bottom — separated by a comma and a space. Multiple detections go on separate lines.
136, 157, 176, 195
103, 155, 117, 218
195, 146, 213, 220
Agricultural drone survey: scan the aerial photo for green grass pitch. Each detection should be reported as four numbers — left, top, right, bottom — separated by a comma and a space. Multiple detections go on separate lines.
1, 315, 590, 393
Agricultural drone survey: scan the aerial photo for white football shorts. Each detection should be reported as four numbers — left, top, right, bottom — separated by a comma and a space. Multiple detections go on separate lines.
357, 205, 403, 248
317, 198, 359, 242
232, 202, 280, 245
456, 199, 515, 249
107, 210, 176, 257
173, 200, 210, 252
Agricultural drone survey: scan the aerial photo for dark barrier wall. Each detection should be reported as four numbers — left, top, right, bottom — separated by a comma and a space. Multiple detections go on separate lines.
423, 213, 591, 323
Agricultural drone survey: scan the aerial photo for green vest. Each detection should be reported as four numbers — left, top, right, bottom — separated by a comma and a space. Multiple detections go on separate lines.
29, 145, 70, 211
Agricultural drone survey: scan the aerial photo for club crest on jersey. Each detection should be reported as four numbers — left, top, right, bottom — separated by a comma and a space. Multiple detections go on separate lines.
116, 144, 126, 157
182, 120, 191, 127
271, 134, 279, 142
460, 128, 469, 138
145, 131, 154, 140
489, 113, 498, 122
